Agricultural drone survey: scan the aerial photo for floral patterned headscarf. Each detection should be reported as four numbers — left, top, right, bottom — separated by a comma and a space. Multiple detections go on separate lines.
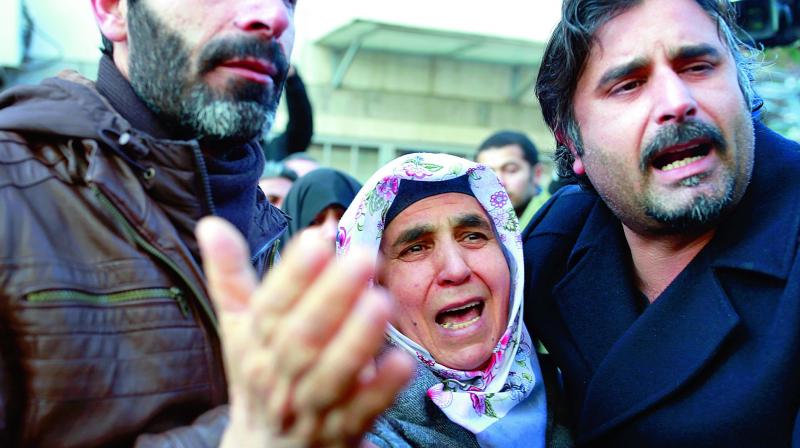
337, 153, 546, 447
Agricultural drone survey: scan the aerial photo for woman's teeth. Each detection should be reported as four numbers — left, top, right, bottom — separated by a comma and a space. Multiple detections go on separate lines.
437, 302, 482, 329
440, 315, 481, 330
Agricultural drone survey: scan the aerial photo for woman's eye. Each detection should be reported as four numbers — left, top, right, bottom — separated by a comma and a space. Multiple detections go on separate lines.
462, 232, 489, 244
399, 243, 425, 259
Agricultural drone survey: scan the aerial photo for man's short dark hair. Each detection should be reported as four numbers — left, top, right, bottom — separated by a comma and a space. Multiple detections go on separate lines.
476, 130, 539, 167
535, 0, 760, 188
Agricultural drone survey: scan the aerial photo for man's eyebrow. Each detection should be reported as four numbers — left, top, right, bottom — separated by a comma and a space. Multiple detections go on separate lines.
391, 224, 435, 249
596, 44, 723, 91
669, 43, 721, 62
597, 57, 649, 90
597, 58, 650, 88
500, 161, 522, 169
452, 213, 492, 230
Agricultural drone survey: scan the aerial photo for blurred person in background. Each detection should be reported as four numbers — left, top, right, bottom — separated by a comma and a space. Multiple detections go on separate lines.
282, 167, 361, 245
0, 0, 412, 445
338, 153, 572, 448
283, 150, 320, 177
262, 65, 314, 161
476, 130, 550, 230
258, 160, 298, 208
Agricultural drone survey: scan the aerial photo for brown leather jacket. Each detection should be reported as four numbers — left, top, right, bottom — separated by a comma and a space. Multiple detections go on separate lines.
0, 71, 286, 447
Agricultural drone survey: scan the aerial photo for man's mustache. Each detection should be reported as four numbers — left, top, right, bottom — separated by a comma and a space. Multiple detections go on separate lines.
197, 37, 289, 83
639, 121, 727, 172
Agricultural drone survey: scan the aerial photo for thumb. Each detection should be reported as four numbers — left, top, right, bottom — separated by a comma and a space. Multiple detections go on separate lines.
196, 216, 258, 313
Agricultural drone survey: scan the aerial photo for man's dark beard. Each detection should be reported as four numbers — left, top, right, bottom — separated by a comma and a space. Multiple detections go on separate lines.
645, 180, 735, 233
639, 121, 734, 233
126, 1, 288, 143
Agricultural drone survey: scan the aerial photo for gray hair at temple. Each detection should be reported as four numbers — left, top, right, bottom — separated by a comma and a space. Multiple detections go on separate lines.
535, 0, 762, 188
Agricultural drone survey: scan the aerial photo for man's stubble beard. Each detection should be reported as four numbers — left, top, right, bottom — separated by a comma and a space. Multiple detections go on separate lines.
126, 1, 288, 144
640, 120, 737, 234
584, 117, 754, 237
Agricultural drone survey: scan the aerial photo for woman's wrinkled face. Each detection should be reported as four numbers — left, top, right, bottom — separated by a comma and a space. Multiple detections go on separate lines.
377, 193, 510, 371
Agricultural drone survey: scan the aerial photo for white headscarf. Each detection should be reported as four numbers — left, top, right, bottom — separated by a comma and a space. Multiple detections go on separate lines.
337, 153, 546, 447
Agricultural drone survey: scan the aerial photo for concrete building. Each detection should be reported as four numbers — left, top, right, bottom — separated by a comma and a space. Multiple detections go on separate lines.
0, 0, 561, 181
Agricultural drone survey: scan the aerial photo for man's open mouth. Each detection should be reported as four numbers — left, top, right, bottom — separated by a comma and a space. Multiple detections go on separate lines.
651, 141, 713, 172
436, 300, 484, 330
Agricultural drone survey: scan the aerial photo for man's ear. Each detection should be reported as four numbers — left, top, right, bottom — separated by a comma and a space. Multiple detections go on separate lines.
91, 0, 128, 44
531, 163, 544, 184
564, 141, 585, 176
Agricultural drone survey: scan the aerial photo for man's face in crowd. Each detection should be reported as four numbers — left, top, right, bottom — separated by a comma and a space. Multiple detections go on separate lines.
477, 144, 540, 214
126, 0, 296, 143
378, 193, 510, 371
258, 176, 293, 208
571, 0, 754, 235
283, 157, 319, 177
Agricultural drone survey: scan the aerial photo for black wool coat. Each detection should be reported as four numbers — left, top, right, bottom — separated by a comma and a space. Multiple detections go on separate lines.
522, 121, 800, 447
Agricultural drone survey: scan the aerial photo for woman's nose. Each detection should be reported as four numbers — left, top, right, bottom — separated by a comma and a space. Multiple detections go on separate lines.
435, 241, 471, 286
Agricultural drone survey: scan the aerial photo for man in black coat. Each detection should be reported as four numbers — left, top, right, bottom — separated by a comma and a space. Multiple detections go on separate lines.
525, 0, 800, 445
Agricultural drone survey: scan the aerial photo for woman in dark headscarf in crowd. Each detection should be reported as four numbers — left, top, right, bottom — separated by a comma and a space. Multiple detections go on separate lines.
281, 167, 362, 244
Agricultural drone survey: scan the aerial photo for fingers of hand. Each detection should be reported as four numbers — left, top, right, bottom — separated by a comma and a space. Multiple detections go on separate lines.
292, 288, 392, 412
270, 248, 375, 378
196, 217, 258, 387
262, 255, 391, 442
251, 231, 334, 342
196, 217, 257, 313
238, 350, 277, 416
349, 350, 415, 430
319, 349, 415, 443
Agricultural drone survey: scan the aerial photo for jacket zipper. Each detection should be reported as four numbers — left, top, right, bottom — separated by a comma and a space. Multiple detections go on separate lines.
27, 287, 190, 317
91, 184, 218, 329
265, 238, 281, 270
190, 143, 217, 217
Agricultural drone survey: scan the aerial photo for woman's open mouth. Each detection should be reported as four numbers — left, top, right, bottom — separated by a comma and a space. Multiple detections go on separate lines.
435, 301, 484, 330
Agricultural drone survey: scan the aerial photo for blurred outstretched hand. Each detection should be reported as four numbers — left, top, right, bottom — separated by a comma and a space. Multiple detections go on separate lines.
196, 217, 414, 448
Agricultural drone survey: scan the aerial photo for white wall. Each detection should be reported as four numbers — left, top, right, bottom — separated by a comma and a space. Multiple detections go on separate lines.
0, 0, 24, 66
7, 0, 563, 67
2, 0, 559, 160
293, 0, 562, 61
1, 0, 100, 85
25, 0, 100, 62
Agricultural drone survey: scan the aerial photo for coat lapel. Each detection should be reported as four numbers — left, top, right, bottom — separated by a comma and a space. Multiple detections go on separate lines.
548, 121, 799, 444
566, 121, 799, 442
552, 202, 641, 372
552, 202, 740, 440
577, 247, 740, 442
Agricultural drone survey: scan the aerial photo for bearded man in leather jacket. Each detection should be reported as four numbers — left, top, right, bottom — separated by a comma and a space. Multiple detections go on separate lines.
0, 0, 413, 446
